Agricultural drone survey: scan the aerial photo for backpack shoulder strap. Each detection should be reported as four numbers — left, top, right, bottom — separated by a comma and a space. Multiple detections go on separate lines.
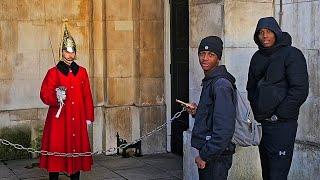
207, 77, 236, 99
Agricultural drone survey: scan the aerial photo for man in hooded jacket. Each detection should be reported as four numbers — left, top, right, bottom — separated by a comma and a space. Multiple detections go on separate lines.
247, 17, 309, 180
186, 36, 237, 180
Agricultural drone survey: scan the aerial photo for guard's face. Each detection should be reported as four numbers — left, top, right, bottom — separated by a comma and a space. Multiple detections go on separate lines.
198, 51, 219, 73
62, 50, 76, 61
258, 28, 276, 48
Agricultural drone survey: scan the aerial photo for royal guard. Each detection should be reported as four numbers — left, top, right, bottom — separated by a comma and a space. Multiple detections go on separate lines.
39, 25, 94, 180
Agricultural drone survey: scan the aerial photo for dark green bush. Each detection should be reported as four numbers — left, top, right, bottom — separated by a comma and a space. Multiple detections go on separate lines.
0, 126, 31, 160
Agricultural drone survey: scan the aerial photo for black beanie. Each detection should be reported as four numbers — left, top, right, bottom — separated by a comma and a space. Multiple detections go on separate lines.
198, 36, 223, 59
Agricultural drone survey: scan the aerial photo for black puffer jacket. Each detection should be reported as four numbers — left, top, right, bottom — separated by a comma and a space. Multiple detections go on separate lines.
247, 17, 309, 121
191, 65, 236, 161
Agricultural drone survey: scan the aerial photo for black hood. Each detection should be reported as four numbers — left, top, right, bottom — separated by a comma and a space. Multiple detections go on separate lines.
202, 65, 236, 85
254, 17, 292, 54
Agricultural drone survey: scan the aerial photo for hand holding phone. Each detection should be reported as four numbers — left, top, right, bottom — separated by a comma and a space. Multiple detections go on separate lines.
176, 99, 192, 108
176, 99, 197, 115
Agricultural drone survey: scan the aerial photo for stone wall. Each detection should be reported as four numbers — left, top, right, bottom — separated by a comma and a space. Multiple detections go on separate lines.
184, 0, 224, 179
184, 0, 319, 179
0, 0, 167, 158
274, 0, 320, 179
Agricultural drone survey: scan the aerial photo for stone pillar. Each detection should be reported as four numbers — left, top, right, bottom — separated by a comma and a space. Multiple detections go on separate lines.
104, 0, 138, 151
184, 1, 224, 179
104, 0, 166, 154
224, 0, 273, 179
274, 0, 320, 178
185, 0, 275, 179
138, 0, 166, 154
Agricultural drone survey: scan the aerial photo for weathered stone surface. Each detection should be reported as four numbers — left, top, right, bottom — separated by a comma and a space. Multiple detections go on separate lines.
92, 77, 105, 105
107, 49, 134, 78
275, 1, 319, 49
304, 49, 320, 98
0, 164, 15, 179
183, 130, 199, 180
107, 78, 137, 105
37, 108, 48, 121
140, 20, 163, 49
82, 164, 124, 179
106, 0, 132, 20
296, 98, 320, 144
189, 3, 223, 48
289, 142, 320, 179
0, 50, 13, 80
44, 0, 89, 21
39, 50, 56, 80
10, 51, 39, 80
0, 21, 18, 53
66, 23, 90, 50
92, 0, 105, 21
140, 49, 164, 78
190, 0, 223, 5
4, 159, 47, 179
9, 109, 38, 121
104, 106, 133, 151
92, 21, 105, 50
224, 47, 257, 92
0, 79, 42, 110
107, 21, 133, 50
140, 0, 163, 20
0, 111, 11, 128
224, 1, 273, 47
92, 107, 104, 152
139, 78, 164, 106
93, 49, 105, 78
229, 146, 262, 180
115, 166, 171, 180
189, 48, 204, 94
0, 0, 18, 20
17, 0, 45, 21
140, 105, 166, 154
133, 20, 140, 49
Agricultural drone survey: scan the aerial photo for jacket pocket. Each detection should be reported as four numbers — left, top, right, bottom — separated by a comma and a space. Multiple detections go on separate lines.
256, 85, 284, 114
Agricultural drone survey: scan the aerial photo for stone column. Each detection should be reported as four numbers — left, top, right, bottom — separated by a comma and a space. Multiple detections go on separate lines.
184, 1, 224, 179
103, 0, 166, 155
137, 0, 166, 154
224, 0, 273, 179
274, 0, 320, 179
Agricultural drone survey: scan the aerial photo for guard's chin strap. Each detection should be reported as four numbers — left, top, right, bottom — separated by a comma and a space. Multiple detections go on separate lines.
62, 58, 72, 66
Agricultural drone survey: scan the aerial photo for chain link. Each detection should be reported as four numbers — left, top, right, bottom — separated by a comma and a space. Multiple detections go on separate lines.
0, 108, 186, 158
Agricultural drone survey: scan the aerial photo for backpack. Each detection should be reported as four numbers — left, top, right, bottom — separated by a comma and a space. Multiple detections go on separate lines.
232, 89, 262, 146
210, 78, 262, 147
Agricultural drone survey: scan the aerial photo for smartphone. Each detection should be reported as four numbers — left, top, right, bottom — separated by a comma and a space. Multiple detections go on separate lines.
176, 99, 192, 108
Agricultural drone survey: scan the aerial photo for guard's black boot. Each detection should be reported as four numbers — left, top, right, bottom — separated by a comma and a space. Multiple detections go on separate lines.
49, 172, 59, 180
70, 171, 80, 180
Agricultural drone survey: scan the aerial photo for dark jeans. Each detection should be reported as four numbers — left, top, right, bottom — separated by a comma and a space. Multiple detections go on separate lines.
198, 155, 233, 180
259, 120, 298, 180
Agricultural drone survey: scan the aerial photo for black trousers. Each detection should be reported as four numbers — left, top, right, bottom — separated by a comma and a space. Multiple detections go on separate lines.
49, 172, 80, 180
259, 120, 298, 180
198, 155, 233, 180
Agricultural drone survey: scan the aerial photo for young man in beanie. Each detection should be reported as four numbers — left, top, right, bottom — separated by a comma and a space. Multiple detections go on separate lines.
186, 36, 237, 180
247, 17, 308, 180
39, 26, 94, 180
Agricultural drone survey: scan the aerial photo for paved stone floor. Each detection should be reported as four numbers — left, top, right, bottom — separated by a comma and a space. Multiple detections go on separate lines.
0, 153, 182, 180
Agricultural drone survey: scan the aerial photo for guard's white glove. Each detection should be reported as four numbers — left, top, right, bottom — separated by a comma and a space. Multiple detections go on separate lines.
86, 120, 92, 125
56, 86, 67, 102
55, 86, 66, 118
